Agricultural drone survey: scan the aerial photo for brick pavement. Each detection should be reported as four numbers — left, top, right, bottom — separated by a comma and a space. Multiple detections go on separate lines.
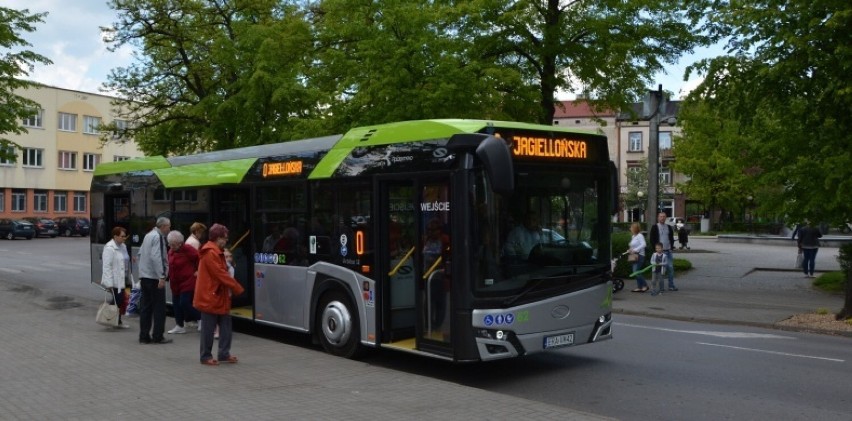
0, 281, 609, 420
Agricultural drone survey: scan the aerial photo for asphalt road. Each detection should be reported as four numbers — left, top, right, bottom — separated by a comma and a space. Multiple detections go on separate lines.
1, 236, 850, 421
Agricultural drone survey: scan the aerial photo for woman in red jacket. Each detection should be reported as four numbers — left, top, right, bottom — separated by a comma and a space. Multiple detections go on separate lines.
166, 230, 200, 335
193, 224, 245, 366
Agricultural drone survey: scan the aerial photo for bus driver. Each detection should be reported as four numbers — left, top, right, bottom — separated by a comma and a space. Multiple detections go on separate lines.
503, 212, 542, 260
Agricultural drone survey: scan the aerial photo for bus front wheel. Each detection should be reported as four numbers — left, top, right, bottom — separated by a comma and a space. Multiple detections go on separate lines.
316, 290, 363, 358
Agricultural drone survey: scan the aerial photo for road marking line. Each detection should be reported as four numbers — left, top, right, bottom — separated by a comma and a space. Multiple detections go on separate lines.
697, 342, 844, 362
0, 267, 22, 273
616, 322, 794, 339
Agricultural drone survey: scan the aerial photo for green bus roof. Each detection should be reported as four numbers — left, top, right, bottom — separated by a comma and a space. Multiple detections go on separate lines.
93, 156, 171, 176
153, 158, 257, 188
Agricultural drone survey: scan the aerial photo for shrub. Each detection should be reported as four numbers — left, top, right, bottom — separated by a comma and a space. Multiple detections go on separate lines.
813, 271, 845, 294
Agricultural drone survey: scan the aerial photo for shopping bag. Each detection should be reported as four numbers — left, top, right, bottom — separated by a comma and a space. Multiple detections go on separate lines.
96, 292, 119, 327
628, 252, 638, 262
795, 251, 803, 269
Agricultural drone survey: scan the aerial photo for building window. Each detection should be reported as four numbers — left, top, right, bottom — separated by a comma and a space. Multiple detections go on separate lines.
628, 132, 643, 152
83, 153, 101, 171
0, 145, 15, 166
22, 109, 44, 128
113, 119, 128, 139
659, 132, 672, 150
12, 189, 26, 212
0, 191, 4, 212
114, 155, 131, 162
23, 148, 43, 167
660, 167, 672, 186
34, 190, 48, 212
83, 116, 102, 135
58, 112, 77, 132
154, 187, 197, 202
73, 192, 87, 213
54, 192, 67, 212
58, 151, 77, 170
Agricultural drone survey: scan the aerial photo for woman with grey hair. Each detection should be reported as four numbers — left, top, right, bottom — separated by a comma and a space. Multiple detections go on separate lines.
166, 230, 200, 334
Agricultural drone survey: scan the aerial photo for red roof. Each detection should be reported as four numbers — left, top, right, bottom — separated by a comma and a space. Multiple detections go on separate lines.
553, 100, 616, 118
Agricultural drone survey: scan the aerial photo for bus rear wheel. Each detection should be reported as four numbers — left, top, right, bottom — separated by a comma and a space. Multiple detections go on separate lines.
316, 290, 363, 358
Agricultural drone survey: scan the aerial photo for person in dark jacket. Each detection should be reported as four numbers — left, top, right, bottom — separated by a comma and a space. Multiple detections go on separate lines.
649, 212, 678, 291
797, 220, 822, 278
193, 224, 245, 366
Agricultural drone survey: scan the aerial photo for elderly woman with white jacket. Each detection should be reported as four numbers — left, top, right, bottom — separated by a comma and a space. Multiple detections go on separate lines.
102, 226, 131, 329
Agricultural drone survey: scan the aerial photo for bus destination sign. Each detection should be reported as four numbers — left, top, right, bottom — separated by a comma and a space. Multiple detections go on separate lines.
262, 160, 303, 178
510, 135, 588, 160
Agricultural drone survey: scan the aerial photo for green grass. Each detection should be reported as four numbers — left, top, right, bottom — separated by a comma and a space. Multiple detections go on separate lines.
812, 271, 846, 294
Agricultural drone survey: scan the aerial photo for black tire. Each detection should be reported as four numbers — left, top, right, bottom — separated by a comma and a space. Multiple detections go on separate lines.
612, 278, 624, 292
316, 289, 363, 358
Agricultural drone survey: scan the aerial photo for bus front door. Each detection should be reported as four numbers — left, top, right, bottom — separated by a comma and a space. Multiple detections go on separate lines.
381, 178, 452, 355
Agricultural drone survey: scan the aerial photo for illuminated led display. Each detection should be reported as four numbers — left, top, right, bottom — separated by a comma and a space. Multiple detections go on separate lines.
262, 161, 303, 177
511, 136, 588, 159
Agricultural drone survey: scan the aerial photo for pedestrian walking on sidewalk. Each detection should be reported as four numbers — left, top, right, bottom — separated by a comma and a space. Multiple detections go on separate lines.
649, 212, 678, 291
138, 217, 172, 345
627, 223, 648, 292
194, 224, 245, 366
101, 226, 131, 329
797, 220, 822, 278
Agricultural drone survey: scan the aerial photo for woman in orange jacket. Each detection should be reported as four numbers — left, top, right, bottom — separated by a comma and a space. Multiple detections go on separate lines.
193, 223, 244, 366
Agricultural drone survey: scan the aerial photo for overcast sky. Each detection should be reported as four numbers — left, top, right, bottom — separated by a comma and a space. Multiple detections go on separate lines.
8, 0, 712, 99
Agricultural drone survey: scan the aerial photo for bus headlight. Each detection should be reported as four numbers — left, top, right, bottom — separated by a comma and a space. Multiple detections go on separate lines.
475, 328, 510, 341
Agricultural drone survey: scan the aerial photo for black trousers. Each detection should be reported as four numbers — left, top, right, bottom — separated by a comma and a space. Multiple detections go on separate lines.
139, 278, 166, 342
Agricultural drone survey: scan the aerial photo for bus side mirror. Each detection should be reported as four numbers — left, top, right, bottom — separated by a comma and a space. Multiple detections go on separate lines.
447, 133, 514, 195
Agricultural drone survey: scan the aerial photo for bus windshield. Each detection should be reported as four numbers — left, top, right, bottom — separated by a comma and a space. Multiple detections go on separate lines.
472, 167, 609, 297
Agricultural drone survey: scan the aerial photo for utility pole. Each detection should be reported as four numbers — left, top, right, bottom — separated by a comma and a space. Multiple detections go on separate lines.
644, 85, 664, 230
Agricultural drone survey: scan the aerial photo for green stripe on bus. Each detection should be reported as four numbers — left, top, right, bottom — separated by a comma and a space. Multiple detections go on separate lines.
309, 119, 596, 179
93, 156, 171, 176
153, 158, 256, 188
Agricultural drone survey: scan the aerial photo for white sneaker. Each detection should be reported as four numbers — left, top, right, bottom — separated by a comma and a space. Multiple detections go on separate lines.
115, 323, 130, 329
167, 325, 186, 334
197, 321, 202, 331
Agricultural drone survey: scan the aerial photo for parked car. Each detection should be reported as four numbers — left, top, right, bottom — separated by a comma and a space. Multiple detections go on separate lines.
54, 217, 91, 237
23, 217, 59, 238
0, 219, 35, 240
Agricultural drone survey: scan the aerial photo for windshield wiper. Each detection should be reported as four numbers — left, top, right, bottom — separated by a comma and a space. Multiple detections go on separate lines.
501, 272, 599, 307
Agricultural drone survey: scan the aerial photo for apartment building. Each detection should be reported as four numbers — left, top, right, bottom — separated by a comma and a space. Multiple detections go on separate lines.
554, 99, 687, 223
0, 84, 144, 221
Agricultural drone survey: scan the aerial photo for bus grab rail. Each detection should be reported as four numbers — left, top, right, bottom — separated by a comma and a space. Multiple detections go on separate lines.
423, 256, 442, 280
389, 246, 416, 277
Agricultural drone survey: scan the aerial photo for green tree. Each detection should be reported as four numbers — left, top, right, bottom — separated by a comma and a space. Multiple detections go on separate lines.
672, 100, 756, 227
0, 7, 52, 161
682, 0, 851, 316
308, 0, 533, 133
102, 0, 321, 155
469, 0, 713, 124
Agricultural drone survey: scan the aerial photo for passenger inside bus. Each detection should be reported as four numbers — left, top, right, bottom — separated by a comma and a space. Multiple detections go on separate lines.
423, 217, 450, 330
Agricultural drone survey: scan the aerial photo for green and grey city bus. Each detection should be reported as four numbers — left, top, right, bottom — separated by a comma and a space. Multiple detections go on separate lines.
90, 119, 616, 362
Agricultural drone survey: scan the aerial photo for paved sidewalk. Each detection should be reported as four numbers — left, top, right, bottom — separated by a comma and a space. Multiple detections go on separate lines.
614, 236, 848, 335
0, 281, 609, 420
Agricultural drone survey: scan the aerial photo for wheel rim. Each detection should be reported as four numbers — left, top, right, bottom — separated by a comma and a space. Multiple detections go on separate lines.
6, 233, 13, 240
321, 300, 352, 347
65, 229, 71, 237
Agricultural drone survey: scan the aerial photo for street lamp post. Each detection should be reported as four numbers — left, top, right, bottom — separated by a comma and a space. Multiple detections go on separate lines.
637, 191, 644, 222
747, 195, 754, 236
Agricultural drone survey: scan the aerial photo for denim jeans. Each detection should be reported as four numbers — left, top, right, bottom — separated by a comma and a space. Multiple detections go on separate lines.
663, 250, 676, 289
173, 291, 200, 327
801, 248, 818, 276
632, 258, 647, 289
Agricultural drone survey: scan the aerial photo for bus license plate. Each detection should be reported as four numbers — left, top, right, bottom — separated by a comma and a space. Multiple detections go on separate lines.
543, 333, 574, 349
